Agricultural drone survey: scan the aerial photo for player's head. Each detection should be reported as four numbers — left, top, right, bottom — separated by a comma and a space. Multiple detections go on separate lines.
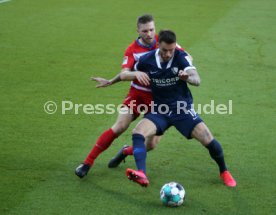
158, 30, 177, 62
137, 14, 156, 46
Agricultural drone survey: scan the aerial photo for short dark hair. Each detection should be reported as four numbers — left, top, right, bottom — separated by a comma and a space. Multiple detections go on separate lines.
137, 14, 154, 27
158, 30, 176, 44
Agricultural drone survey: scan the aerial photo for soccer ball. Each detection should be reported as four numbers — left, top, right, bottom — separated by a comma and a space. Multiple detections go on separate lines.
160, 182, 185, 207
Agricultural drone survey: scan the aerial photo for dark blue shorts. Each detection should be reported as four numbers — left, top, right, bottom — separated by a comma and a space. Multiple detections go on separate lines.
144, 108, 203, 139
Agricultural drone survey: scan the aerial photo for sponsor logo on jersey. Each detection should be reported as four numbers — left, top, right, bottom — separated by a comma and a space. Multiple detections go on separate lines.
152, 77, 180, 87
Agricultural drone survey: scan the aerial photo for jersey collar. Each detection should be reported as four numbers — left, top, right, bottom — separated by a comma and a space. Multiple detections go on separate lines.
136, 37, 157, 49
155, 49, 174, 69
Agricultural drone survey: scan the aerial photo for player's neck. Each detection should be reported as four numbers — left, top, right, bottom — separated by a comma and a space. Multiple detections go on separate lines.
158, 52, 171, 63
138, 38, 154, 47
159, 55, 164, 63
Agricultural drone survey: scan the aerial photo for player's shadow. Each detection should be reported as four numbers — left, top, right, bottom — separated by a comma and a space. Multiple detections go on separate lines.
76, 166, 163, 208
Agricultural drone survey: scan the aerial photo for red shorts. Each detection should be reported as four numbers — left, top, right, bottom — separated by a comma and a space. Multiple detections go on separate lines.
122, 86, 153, 118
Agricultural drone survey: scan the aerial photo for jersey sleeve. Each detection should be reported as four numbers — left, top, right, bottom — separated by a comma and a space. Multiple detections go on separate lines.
134, 60, 143, 71
179, 51, 196, 71
122, 46, 135, 69
133, 55, 147, 72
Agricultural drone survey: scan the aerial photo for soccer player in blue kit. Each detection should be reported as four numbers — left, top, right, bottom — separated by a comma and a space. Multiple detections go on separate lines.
121, 30, 237, 188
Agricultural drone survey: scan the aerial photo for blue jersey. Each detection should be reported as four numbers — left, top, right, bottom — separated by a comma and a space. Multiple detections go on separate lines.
134, 48, 196, 110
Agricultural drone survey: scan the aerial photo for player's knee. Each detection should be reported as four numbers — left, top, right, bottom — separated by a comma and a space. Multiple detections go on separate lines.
201, 130, 213, 146
145, 136, 160, 150
132, 127, 146, 136
192, 122, 214, 146
204, 135, 213, 146
146, 141, 157, 150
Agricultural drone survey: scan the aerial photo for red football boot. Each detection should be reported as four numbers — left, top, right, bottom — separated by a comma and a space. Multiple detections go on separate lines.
220, 170, 237, 187
126, 168, 149, 187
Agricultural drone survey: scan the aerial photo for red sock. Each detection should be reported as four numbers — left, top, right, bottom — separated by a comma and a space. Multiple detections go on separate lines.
123, 146, 133, 155
84, 128, 118, 166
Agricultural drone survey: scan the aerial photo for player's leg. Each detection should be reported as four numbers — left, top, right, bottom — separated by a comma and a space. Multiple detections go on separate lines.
75, 108, 135, 178
145, 135, 161, 151
172, 110, 236, 187
107, 93, 142, 168
84, 108, 134, 165
108, 134, 161, 168
191, 122, 236, 187
126, 118, 157, 187
108, 89, 158, 168
141, 90, 161, 152
191, 122, 226, 172
127, 114, 170, 187
132, 118, 158, 173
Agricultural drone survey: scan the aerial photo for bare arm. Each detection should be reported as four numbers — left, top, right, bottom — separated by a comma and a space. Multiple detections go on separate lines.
90, 77, 112, 88
90, 68, 130, 88
120, 70, 150, 86
178, 69, 201, 86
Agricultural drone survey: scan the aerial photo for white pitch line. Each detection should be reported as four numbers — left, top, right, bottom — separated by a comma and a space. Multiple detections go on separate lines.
0, 0, 11, 4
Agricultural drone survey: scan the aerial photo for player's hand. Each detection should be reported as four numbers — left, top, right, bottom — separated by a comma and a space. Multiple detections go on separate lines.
91, 77, 112, 88
178, 70, 189, 81
135, 72, 150, 86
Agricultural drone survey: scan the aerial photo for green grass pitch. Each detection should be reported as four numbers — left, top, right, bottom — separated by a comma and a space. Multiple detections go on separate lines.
0, 0, 275, 214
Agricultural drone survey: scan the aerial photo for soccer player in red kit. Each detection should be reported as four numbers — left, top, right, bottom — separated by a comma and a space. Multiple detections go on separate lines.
75, 14, 163, 178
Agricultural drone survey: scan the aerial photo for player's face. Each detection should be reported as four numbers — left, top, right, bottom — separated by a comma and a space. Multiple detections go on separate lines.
159, 42, 176, 62
137, 21, 156, 46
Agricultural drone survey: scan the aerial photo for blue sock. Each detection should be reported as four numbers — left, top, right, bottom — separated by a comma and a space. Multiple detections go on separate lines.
206, 139, 227, 173
132, 134, 147, 174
